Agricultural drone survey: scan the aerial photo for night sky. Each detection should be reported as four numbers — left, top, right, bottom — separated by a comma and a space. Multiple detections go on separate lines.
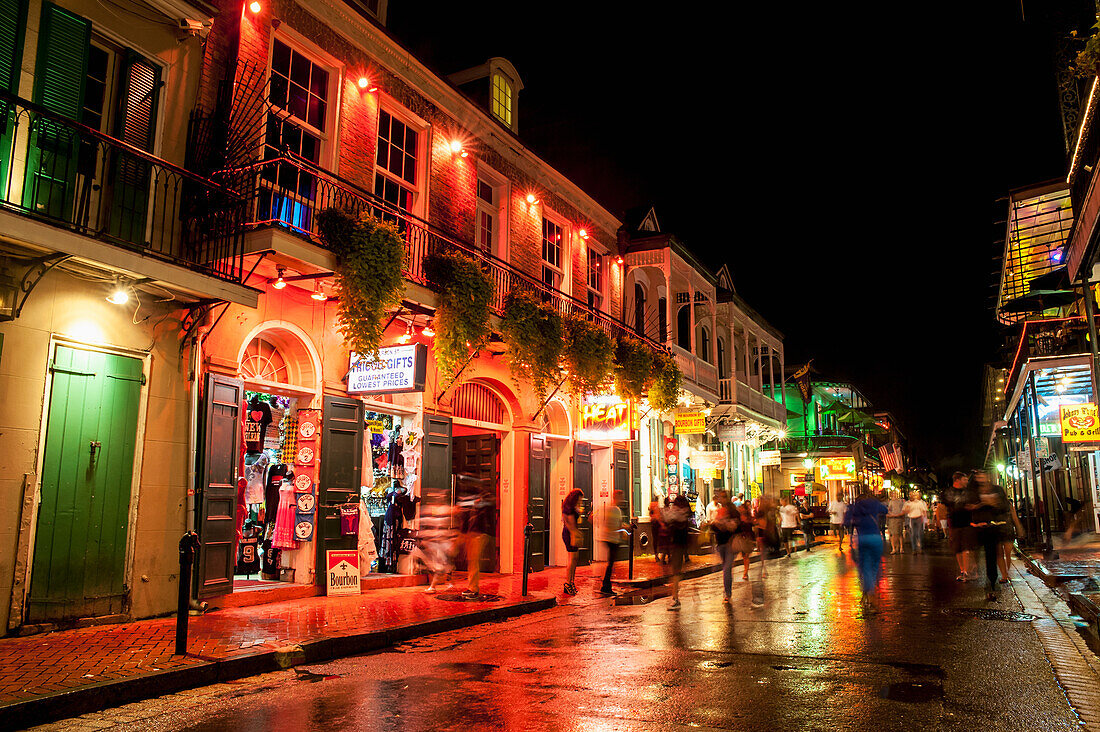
387, 1, 1072, 472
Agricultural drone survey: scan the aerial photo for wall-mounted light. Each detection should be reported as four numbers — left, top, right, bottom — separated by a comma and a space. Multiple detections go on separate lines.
357, 76, 377, 93
271, 266, 287, 290
249, 0, 261, 13
311, 282, 327, 301
421, 321, 436, 338
615, 255, 624, 265
526, 193, 539, 205
106, 279, 130, 305
579, 228, 589, 240
448, 140, 467, 158
396, 323, 412, 344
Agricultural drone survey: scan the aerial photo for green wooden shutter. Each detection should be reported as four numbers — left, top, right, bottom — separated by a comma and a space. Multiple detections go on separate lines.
108, 51, 159, 243
23, 2, 89, 218
0, 0, 26, 199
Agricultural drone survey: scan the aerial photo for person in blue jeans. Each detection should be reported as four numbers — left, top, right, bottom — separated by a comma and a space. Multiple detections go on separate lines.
846, 486, 888, 614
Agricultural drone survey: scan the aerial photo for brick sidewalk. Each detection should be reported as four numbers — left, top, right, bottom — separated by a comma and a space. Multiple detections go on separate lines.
0, 553, 719, 727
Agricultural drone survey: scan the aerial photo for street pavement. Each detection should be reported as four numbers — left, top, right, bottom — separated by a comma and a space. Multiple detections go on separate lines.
25, 539, 1100, 732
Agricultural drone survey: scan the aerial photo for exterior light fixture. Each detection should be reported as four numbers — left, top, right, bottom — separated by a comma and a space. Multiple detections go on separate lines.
310, 282, 327, 301
249, 1, 261, 13
526, 193, 539, 205
1052, 250, 1063, 263
448, 140, 467, 157
106, 279, 130, 305
615, 256, 624, 265
579, 228, 589, 240
421, 322, 435, 337
396, 324, 412, 344
272, 266, 287, 289
356, 76, 378, 93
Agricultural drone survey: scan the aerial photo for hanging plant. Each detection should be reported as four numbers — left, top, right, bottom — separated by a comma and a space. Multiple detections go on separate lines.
564, 315, 614, 397
1074, 24, 1100, 78
499, 290, 564, 398
648, 349, 684, 413
423, 250, 494, 376
316, 208, 405, 359
613, 337, 654, 400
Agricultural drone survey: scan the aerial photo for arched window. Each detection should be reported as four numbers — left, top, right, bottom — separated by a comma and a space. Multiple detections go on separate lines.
241, 337, 289, 383
699, 326, 711, 363
676, 306, 691, 350
634, 283, 646, 336
658, 297, 668, 342
717, 337, 727, 378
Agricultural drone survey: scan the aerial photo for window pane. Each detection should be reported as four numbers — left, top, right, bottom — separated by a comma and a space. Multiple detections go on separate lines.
269, 74, 287, 108
290, 51, 310, 88
272, 40, 291, 76
310, 65, 328, 97
288, 85, 307, 120
307, 95, 322, 129
477, 178, 493, 203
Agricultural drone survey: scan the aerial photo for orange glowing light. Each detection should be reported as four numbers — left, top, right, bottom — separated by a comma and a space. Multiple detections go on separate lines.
358, 77, 369, 89
579, 228, 588, 239
526, 193, 539, 205
449, 140, 462, 154
248, 1, 261, 13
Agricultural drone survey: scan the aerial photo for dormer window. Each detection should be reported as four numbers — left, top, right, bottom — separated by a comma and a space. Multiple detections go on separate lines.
491, 72, 513, 128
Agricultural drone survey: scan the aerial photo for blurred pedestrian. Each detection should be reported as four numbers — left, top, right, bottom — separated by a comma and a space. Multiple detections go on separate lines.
848, 486, 888, 613
778, 496, 799, 558
562, 488, 584, 596
886, 491, 905, 555
968, 471, 1010, 600
599, 491, 627, 596
733, 492, 746, 508
1064, 494, 1084, 542
460, 485, 494, 599
754, 497, 779, 581
828, 491, 848, 553
946, 471, 977, 580
710, 490, 736, 602
416, 503, 457, 594
798, 498, 815, 552
903, 490, 929, 555
734, 501, 755, 581
665, 493, 692, 610
934, 499, 949, 538
652, 496, 671, 564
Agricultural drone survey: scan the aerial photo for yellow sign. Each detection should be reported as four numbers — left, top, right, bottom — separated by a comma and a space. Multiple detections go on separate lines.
366, 420, 385, 434
819, 457, 855, 481
577, 395, 635, 441
1061, 403, 1100, 442
675, 411, 706, 434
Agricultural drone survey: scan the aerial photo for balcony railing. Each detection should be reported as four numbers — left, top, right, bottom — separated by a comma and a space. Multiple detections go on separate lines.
223, 155, 665, 350
718, 376, 786, 423
779, 434, 864, 453
0, 90, 244, 283
1003, 315, 1092, 395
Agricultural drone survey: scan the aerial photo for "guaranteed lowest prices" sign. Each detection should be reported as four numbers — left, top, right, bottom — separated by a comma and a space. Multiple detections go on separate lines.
348, 344, 427, 394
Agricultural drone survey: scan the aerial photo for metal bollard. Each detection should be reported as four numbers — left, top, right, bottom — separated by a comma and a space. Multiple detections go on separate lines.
176, 531, 199, 656
522, 523, 533, 597
628, 520, 637, 580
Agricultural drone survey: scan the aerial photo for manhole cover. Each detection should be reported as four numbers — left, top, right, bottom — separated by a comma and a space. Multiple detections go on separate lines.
943, 608, 1037, 622
880, 682, 943, 703
435, 593, 503, 602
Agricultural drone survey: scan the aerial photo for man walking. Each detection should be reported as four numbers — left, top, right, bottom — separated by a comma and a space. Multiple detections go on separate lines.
946, 471, 976, 581
828, 491, 848, 553
598, 491, 627, 596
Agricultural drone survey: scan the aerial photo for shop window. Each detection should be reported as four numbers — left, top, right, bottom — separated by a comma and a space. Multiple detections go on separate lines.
362, 410, 410, 552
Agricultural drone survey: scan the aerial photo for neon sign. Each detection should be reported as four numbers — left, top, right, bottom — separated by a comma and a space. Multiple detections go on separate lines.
577, 395, 635, 441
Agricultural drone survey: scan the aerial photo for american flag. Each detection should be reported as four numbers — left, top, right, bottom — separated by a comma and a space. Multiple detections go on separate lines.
879, 443, 903, 473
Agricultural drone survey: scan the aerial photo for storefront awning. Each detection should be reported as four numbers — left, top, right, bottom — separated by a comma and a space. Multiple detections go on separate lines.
1003, 354, 1093, 420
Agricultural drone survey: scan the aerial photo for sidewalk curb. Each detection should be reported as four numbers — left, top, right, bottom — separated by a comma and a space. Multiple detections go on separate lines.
3, 595, 556, 730
1016, 547, 1061, 589
1016, 546, 1100, 636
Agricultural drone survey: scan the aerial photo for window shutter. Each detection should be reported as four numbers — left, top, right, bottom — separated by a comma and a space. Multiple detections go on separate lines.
116, 51, 159, 153
34, 2, 90, 118
0, 0, 26, 93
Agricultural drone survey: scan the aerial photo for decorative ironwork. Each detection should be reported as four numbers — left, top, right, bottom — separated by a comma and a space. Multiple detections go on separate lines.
0, 253, 71, 322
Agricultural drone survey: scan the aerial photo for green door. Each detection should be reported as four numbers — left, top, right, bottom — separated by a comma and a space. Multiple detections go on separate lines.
28, 345, 143, 622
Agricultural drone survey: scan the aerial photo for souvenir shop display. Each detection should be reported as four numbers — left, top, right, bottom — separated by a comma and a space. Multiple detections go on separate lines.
358, 496, 378, 576
235, 519, 262, 575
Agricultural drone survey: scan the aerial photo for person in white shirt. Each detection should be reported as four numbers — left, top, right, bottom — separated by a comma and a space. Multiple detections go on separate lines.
778, 496, 800, 558
902, 490, 929, 554
827, 492, 849, 553
886, 492, 906, 555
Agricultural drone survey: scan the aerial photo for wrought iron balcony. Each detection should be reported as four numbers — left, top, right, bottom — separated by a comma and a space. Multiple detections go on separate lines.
0, 90, 244, 283
224, 155, 665, 350
1002, 315, 1093, 395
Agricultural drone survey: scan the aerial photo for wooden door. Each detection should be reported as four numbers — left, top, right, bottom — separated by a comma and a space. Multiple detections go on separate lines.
315, 395, 363, 584
528, 434, 550, 572
421, 415, 453, 510
613, 446, 630, 561
29, 346, 142, 621
197, 373, 242, 598
573, 441, 593, 566
453, 434, 499, 572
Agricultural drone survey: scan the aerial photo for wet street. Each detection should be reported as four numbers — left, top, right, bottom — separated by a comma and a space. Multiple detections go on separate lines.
33, 543, 1097, 731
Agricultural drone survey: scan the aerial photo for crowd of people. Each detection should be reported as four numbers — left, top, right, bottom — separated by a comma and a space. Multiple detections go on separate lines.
409, 469, 1033, 611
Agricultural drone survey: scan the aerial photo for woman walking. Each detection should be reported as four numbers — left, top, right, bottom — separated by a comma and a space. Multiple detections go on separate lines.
562, 489, 584, 595
903, 490, 929, 555
848, 486, 888, 613
711, 491, 736, 603
665, 493, 692, 610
